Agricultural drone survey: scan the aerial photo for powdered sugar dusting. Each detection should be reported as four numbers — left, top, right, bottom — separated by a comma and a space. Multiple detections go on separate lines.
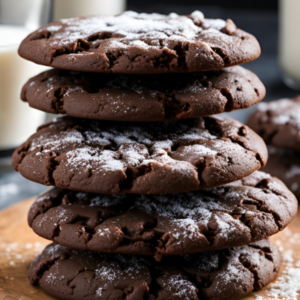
43, 11, 227, 48
258, 98, 300, 127
133, 190, 233, 220
268, 268, 300, 299
178, 144, 218, 156
28, 118, 228, 177
0, 241, 45, 270
256, 254, 300, 300
214, 213, 241, 240
92, 254, 147, 291
191, 10, 204, 22
36, 180, 261, 246
165, 274, 198, 300
255, 226, 300, 299
98, 228, 110, 237
31, 130, 85, 154
171, 218, 201, 241
95, 265, 117, 282
47, 25, 62, 32
202, 19, 227, 30
85, 194, 126, 207
66, 147, 125, 172
86, 186, 253, 244
215, 245, 262, 292
273, 115, 291, 125
258, 99, 292, 112
193, 251, 220, 272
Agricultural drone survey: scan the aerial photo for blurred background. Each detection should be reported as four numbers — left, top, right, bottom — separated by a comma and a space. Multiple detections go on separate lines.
0, 0, 299, 208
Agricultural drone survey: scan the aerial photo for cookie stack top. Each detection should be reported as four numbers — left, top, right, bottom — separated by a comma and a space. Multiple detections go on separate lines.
13, 11, 297, 300
19, 11, 260, 73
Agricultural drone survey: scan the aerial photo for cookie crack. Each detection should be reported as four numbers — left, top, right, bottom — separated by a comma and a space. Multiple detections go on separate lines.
67, 268, 87, 295
240, 195, 282, 231
30, 255, 63, 285
147, 267, 163, 299
181, 268, 209, 293
158, 93, 192, 119
238, 253, 261, 291
220, 87, 235, 111
227, 131, 264, 167
173, 43, 189, 68
211, 47, 230, 66
247, 245, 276, 265
48, 153, 60, 186
151, 50, 178, 71
51, 87, 68, 114
12, 141, 31, 171
106, 51, 123, 69
238, 249, 276, 291
118, 165, 152, 191
195, 158, 208, 188
50, 36, 105, 64
52, 212, 89, 241
30, 193, 67, 226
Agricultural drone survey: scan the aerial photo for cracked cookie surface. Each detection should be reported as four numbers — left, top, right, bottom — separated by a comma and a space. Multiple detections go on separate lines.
28, 240, 280, 300
18, 11, 260, 74
21, 66, 265, 122
247, 96, 300, 151
28, 172, 297, 259
12, 116, 267, 194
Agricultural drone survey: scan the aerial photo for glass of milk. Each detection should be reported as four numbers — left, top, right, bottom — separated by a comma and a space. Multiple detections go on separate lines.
0, 0, 51, 151
53, 0, 126, 20
279, 0, 300, 89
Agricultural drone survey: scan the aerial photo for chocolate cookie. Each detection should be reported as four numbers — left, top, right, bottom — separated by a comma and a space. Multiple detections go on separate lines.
21, 66, 265, 122
29, 240, 280, 300
12, 116, 267, 194
28, 172, 297, 259
247, 96, 300, 151
262, 147, 300, 199
18, 11, 260, 74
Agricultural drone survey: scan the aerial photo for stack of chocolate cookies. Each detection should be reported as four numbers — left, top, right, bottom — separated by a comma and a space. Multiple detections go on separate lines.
13, 11, 298, 300
247, 96, 300, 200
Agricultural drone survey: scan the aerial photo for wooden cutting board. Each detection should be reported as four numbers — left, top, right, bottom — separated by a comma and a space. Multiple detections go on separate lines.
0, 198, 299, 300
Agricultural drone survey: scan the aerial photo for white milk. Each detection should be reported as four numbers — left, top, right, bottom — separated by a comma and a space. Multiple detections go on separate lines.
0, 26, 47, 149
279, 0, 300, 88
53, 0, 126, 20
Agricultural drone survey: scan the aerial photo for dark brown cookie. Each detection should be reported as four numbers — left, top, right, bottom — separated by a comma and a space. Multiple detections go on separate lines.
12, 116, 267, 194
28, 171, 297, 259
21, 66, 265, 122
18, 11, 260, 74
247, 96, 300, 151
262, 147, 300, 199
29, 240, 280, 300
